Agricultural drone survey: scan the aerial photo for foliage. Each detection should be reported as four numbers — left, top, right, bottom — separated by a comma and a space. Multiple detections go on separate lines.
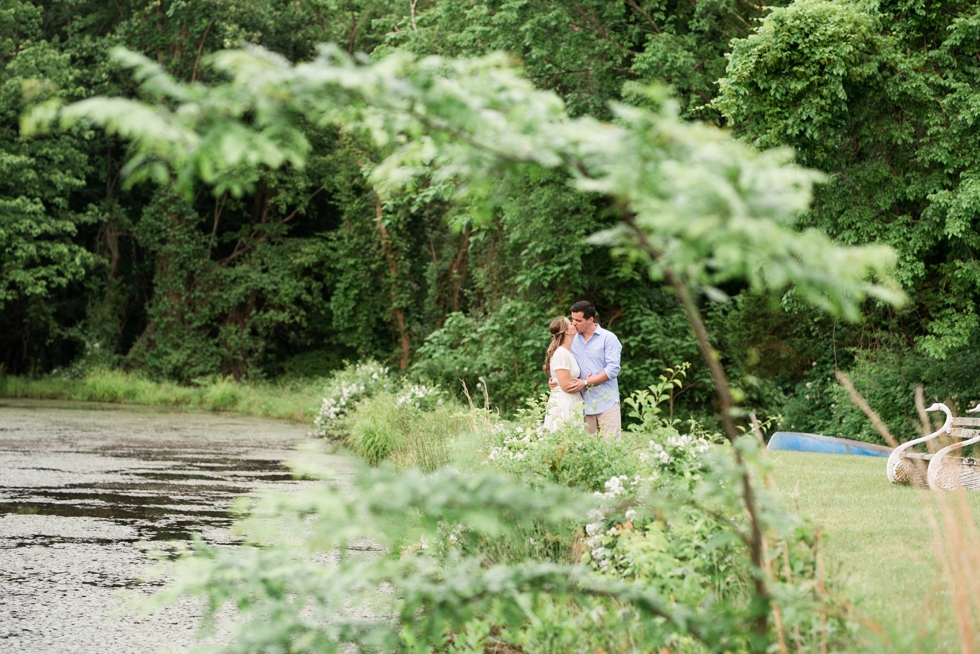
581, 454, 748, 612
623, 361, 691, 430
157, 463, 680, 653
27, 30, 913, 653
395, 382, 445, 411
1, 0, 411, 380
481, 400, 749, 622
59, 48, 900, 315
10, 0, 980, 438
780, 341, 980, 445
5, 3, 932, 650
149, 405, 853, 653
297, 363, 848, 649
311, 359, 393, 438
2, 0, 931, 433
483, 413, 643, 493
22, 41, 904, 422
388, 0, 788, 120
474, 383, 747, 616
344, 389, 461, 472
0, 4, 98, 372
54, 340, 119, 380
3, 0, 747, 413
715, 0, 980, 372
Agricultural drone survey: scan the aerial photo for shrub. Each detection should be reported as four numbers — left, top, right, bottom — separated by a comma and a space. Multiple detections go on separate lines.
482, 417, 642, 493
311, 360, 394, 438
54, 340, 119, 381
154, 443, 853, 654
578, 438, 746, 603
410, 309, 549, 416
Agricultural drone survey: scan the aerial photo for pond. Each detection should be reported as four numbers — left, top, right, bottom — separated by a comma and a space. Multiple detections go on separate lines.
0, 399, 342, 653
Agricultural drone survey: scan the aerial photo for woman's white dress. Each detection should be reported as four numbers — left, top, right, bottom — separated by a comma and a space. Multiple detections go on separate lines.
544, 347, 584, 430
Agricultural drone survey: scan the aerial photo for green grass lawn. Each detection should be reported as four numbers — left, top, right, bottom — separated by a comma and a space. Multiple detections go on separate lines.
771, 450, 980, 650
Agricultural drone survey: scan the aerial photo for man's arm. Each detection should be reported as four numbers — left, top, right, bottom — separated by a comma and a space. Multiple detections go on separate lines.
585, 370, 610, 386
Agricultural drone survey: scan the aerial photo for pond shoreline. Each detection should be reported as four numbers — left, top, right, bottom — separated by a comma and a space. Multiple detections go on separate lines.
0, 370, 324, 425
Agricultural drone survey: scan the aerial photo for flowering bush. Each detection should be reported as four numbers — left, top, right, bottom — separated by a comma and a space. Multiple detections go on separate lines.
395, 384, 444, 412
306, 359, 849, 652
473, 387, 740, 609
141, 350, 851, 653
482, 415, 642, 493
579, 444, 745, 596
311, 360, 392, 437
639, 431, 714, 488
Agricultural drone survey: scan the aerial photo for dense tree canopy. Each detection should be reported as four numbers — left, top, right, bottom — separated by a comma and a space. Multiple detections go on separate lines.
716, 0, 980, 437
5, 0, 980, 433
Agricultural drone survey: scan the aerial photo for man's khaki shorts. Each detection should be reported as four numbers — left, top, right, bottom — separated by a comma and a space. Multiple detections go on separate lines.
584, 403, 621, 438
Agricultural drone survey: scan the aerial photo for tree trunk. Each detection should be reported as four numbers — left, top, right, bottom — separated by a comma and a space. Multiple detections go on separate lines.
375, 198, 410, 369
447, 225, 471, 313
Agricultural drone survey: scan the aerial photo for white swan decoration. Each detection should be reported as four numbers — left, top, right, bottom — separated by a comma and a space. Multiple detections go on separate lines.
887, 402, 952, 486
928, 402, 980, 491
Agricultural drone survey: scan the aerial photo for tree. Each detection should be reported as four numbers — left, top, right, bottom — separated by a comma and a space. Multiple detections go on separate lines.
0, 2, 97, 371
1, 0, 805, 400
715, 0, 980, 362
1, 0, 419, 379
389, 0, 788, 120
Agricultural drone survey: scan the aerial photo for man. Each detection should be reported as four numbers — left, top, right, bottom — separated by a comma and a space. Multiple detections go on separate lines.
550, 300, 622, 436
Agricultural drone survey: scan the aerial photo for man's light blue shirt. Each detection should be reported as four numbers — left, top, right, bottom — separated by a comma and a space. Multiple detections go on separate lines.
570, 325, 622, 415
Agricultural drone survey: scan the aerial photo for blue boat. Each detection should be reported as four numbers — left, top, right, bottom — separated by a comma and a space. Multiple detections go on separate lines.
767, 431, 892, 458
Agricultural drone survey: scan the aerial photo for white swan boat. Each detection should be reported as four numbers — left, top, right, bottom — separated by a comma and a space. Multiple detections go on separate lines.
887, 402, 980, 491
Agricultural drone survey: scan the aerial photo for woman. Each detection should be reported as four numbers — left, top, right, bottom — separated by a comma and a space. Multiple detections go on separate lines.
542, 316, 585, 431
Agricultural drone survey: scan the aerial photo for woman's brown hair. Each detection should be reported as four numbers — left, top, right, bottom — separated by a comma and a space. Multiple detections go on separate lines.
543, 316, 572, 372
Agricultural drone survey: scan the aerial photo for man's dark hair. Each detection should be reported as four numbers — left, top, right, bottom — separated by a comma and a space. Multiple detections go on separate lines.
570, 300, 596, 320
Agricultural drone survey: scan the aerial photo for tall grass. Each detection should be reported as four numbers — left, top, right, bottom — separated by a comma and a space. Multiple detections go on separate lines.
344, 391, 467, 472
0, 369, 323, 422
342, 393, 584, 568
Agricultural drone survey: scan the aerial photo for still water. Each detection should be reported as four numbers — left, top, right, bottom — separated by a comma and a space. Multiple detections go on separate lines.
0, 399, 334, 653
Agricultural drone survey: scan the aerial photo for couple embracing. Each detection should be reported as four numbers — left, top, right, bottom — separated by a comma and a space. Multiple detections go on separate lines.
543, 300, 622, 437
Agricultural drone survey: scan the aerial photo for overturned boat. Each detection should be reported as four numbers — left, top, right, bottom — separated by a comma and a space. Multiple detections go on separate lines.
767, 431, 892, 458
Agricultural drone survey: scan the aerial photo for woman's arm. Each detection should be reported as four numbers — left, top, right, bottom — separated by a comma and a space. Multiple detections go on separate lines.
554, 368, 579, 393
